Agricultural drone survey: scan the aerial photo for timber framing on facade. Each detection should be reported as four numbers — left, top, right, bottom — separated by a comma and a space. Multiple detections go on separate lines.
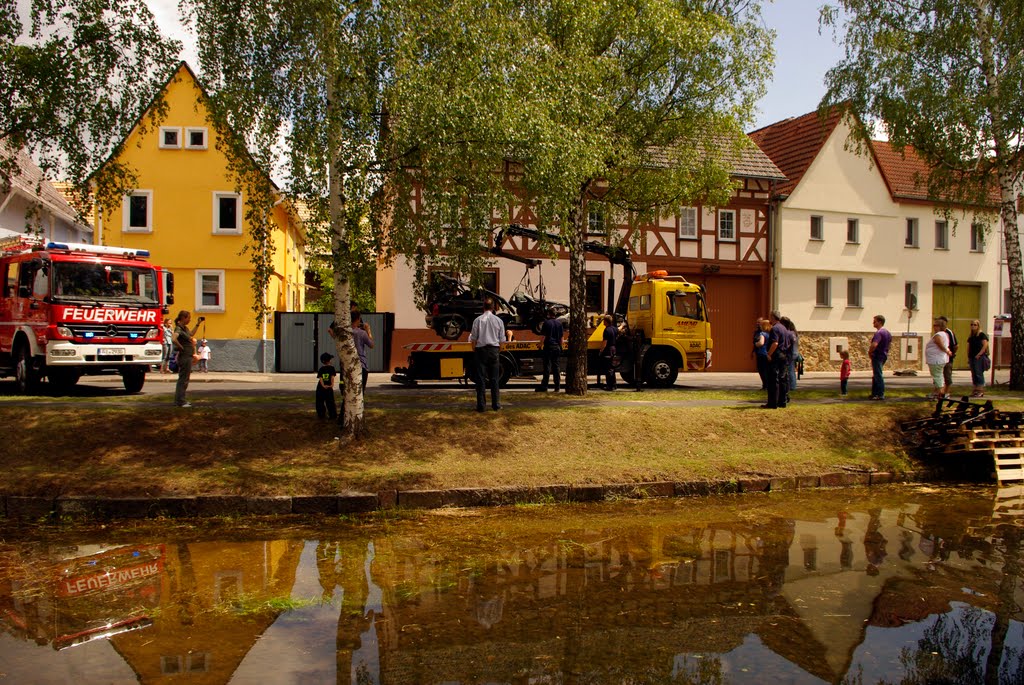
378, 145, 786, 373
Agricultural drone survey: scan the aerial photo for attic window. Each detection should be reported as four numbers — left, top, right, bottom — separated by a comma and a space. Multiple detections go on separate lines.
185, 127, 208, 150
159, 127, 182, 149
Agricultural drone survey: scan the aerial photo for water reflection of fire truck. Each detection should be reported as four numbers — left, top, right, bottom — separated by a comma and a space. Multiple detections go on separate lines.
0, 237, 174, 393
0, 544, 165, 650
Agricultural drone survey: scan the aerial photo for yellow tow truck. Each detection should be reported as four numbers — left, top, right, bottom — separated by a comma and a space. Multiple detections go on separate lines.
391, 225, 712, 387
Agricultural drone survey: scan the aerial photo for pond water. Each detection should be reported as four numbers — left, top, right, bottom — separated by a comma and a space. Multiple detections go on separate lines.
0, 485, 1022, 684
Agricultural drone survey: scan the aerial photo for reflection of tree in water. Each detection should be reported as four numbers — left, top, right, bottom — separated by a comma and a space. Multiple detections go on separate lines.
897, 606, 991, 684
671, 654, 725, 684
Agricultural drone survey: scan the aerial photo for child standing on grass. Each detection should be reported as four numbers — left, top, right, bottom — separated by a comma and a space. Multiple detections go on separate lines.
315, 352, 338, 420
840, 349, 851, 397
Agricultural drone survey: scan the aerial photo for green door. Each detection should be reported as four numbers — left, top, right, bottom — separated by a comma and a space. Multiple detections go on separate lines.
932, 283, 982, 369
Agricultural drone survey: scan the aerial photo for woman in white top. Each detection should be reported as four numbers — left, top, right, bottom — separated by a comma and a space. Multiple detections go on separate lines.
924, 319, 951, 399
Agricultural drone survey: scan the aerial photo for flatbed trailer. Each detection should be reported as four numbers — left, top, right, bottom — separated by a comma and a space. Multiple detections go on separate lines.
391, 337, 607, 386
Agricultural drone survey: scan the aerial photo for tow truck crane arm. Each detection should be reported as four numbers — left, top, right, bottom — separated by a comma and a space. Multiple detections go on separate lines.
495, 223, 636, 317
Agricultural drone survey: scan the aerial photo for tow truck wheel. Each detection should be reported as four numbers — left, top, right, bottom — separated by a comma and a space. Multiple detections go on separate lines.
439, 316, 466, 340
14, 344, 39, 395
121, 367, 146, 394
644, 352, 679, 388
498, 354, 515, 387
47, 368, 80, 392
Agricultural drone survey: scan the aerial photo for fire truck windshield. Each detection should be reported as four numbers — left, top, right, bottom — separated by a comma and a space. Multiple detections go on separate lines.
51, 262, 159, 306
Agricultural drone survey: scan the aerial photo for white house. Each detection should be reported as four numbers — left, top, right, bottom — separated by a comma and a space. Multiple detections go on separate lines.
0, 149, 92, 244
750, 109, 1000, 372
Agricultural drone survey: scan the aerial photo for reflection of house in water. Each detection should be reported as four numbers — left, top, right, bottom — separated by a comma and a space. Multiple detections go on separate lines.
346, 499, 1021, 684
110, 540, 304, 682
364, 520, 799, 683
0, 539, 303, 683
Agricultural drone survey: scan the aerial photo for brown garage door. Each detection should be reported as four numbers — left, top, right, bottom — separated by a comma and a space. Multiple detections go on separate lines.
679, 273, 765, 372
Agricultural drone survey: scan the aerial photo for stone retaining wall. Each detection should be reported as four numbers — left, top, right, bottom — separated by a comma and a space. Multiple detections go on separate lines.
799, 331, 922, 374
0, 470, 939, 522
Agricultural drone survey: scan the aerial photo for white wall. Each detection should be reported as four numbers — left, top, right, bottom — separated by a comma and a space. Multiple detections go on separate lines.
777, 121, 999, 334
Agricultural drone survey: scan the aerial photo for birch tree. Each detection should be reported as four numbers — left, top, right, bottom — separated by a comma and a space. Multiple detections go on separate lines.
184, 0, 528, 438
1, 0, 180, 216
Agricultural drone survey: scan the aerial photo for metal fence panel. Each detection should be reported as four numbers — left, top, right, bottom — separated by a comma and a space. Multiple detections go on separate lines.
276, 312, 391, 373
275, 312, 318, 372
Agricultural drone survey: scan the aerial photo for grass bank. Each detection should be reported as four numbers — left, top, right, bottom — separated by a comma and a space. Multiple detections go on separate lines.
0, 397, 950, 497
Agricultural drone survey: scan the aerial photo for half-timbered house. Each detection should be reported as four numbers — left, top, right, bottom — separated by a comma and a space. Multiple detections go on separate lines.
376, 144, 785, 372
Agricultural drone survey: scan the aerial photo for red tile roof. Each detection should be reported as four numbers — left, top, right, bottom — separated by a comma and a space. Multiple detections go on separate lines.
869, 140, 930, 202
749, 108, 844, 197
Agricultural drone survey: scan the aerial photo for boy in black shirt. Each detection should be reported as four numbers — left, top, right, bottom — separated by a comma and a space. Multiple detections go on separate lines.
316, 352, 338, 420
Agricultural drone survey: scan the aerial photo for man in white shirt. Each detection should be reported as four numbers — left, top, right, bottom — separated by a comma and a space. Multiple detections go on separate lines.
470, 298, 506, 411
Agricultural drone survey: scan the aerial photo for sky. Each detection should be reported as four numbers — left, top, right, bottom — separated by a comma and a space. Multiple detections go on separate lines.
144, 0, 846, 131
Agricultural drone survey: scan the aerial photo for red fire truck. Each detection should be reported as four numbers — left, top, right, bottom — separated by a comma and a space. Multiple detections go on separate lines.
0, 237, 173, 393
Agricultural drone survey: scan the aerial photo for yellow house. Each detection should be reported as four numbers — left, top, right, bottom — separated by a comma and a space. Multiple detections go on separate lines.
92, 62, 306, 371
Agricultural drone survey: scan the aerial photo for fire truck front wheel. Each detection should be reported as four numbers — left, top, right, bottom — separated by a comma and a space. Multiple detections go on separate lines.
121, 367, 147, 394
13, 344, 40, 395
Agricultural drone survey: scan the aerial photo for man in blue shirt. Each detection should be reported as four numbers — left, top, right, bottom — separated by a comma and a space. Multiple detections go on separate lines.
764, 311, 790, 409
869, 314, 892, 400
470, 298, 506, 411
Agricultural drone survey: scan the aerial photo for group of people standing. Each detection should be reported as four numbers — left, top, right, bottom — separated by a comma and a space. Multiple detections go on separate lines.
754, 311, 991, 402
925, 316, 989, 399
754, 311, 799, 409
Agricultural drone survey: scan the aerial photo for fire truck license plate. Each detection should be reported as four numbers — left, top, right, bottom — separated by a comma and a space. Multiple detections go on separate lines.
98, 348, 125, 355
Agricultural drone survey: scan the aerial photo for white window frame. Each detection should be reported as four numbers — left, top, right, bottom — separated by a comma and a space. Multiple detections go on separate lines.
815, 276, 832, 307
195, 269, 225, 313
935, 220, 949, 250
678, 207, 697, 239
847, 278, 863, 308
846, 218, 860, 244
159, 126, 182, 149
587, 204, 605, 235
810, 215, 824, 241
185, 127, 209, 150
122, 190, 153, 233
971, 223, 986, 252
212, 191, 243, 235
905, 218, 919, 247
718, 209, 736, 242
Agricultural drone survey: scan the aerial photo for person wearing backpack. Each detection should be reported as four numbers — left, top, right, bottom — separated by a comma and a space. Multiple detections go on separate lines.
938, 316, 958, 398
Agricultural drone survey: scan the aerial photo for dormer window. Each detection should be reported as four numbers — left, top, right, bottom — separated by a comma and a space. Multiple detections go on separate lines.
159, 127, 182, 149
185, 127, 208, 150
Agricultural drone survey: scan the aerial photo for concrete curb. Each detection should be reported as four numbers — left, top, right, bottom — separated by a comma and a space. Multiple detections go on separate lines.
0, 469, 946, 523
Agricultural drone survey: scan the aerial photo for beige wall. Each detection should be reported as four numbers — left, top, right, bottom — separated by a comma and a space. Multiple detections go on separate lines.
776, 120, 1000, 362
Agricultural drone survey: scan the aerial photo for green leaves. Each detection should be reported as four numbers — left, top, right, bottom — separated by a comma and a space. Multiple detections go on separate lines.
2, 0, 181, 206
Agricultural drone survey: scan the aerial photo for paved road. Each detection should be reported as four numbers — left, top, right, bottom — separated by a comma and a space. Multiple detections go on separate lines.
0, 367, 1012, 403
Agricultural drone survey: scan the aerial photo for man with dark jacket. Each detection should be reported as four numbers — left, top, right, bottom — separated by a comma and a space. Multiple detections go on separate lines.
536, 307, 564, 392
763, 311, 790, 409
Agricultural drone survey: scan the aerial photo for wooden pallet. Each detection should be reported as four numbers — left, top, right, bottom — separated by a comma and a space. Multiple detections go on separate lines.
993, 485, 1024, 518
992, 447, 1024, 484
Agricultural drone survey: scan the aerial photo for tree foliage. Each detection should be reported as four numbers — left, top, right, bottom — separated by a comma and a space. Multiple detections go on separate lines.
504, 0, 773, 393
821, 0, 1024, 387
183, 0, 527, 438
1, 0, 180, 216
